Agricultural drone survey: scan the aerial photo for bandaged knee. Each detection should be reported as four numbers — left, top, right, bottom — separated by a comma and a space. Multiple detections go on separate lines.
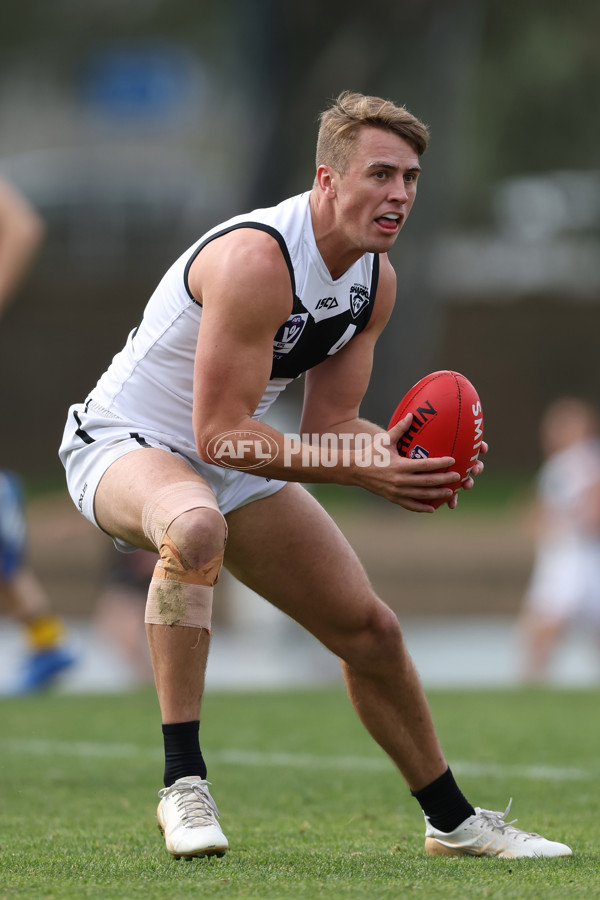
141, 481, 226, 631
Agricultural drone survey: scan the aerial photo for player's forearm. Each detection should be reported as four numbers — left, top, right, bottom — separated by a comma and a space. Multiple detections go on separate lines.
303, 417, 384, 439
195, 414, 458, 514
195, 416, 388, 486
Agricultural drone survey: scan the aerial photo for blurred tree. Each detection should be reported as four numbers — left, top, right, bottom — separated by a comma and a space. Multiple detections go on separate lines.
459, 0, 600, 224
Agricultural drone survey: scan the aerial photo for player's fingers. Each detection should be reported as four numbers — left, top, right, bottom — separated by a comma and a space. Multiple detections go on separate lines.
392, 454, 458, 475
399, 467, 461, 486
387, 413, 413, 441
402, 485, 456, 501
469, 458, 485, 477
415, 457, 457, 474
396, 497, 437, 514
388, 418, 460, 475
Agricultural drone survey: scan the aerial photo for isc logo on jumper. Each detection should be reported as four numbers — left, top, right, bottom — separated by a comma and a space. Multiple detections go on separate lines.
409, 445, 430, 460
315, 296, 338, 310
273, 312, 308, 354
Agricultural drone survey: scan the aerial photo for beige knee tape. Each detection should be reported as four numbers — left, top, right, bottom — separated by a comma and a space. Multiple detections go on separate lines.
141, 480, 223, 549
142, 481, 226, 630
145, 581, 215, 630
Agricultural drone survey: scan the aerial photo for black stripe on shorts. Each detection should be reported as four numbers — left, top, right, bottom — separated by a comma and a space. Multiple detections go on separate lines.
130, 433, 150, 448
73, 411, 95, 445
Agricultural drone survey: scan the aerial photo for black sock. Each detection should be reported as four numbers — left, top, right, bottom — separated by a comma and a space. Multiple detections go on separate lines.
162, 720, 207, 787
411, 767, 475, 833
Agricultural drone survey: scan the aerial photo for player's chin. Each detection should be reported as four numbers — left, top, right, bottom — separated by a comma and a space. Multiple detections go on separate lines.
367, 222, 401, 251
376, 233, 400, 251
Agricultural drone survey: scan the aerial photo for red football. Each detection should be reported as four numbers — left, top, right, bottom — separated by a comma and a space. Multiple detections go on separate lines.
388, 370, 484, 504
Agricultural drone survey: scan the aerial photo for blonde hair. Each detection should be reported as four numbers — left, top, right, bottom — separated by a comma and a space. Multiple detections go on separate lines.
316, 91, 429, 174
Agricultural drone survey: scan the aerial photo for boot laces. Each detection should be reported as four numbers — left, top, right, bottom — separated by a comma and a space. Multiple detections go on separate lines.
477, 799, 540, 841
159, 779, 220, 828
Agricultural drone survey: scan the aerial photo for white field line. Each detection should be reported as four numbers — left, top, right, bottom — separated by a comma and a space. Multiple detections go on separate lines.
0, 738, 591, 782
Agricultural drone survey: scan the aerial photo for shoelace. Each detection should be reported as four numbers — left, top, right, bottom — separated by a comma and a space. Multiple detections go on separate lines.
158, 779, 221, 827
477, 799, 541, 841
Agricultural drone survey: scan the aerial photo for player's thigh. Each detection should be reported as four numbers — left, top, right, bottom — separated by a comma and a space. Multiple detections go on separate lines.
94, 447, 210, 549
224, 483, 381, 641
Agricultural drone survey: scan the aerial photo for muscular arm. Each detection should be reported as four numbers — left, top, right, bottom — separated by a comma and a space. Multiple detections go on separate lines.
189, 228, 294, 444
0, 179, 45, 318
188, 235, 459, 511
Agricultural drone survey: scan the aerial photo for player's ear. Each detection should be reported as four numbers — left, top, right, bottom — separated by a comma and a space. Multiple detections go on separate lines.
316, 165, 336, 197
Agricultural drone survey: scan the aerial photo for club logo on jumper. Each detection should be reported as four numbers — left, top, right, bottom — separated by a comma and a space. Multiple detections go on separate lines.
395, 401, 438, 456
206, 430, 278, 470
273, 312, 309, 354
409, 445, 430, 460
350, 283, 369, 318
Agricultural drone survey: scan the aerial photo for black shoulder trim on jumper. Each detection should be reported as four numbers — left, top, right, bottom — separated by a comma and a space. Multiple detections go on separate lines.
358, 252, 379, 331
370, 254, 380, 306
183, 222, 296, 303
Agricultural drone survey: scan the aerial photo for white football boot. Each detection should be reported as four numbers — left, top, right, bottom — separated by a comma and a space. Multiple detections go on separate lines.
157, 777, 229, 859
424, 799, 572, 859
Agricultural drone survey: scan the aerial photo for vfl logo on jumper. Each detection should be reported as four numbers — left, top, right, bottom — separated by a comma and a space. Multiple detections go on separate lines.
273, 312, 309, 354
350, 283, 369, 318
396, 401, 437, 456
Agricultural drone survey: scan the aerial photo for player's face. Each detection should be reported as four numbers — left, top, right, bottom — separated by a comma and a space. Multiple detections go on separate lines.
331, 126, 421, 254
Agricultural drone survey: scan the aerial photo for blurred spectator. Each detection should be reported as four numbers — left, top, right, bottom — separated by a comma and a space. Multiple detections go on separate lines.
94, 548, 156, 684
518, 397, 600, 683
0, 177, 75, 693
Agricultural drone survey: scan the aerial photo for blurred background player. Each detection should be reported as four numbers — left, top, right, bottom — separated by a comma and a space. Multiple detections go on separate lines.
518, 396, 600, 683
94, 547, 156, 684
0, 176, 75, 693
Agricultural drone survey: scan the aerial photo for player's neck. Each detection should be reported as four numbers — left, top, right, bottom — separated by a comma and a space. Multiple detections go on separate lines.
309, 189, 364, 280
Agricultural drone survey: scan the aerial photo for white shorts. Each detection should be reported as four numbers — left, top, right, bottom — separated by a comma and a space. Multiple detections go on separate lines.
524, 540, 600, 627
59, 401, 287, 550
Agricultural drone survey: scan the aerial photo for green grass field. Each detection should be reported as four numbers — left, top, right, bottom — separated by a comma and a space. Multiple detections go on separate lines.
1, 686, 598, 899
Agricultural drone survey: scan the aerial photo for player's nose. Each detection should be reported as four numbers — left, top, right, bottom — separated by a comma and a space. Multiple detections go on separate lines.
388, 177, 409, 204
